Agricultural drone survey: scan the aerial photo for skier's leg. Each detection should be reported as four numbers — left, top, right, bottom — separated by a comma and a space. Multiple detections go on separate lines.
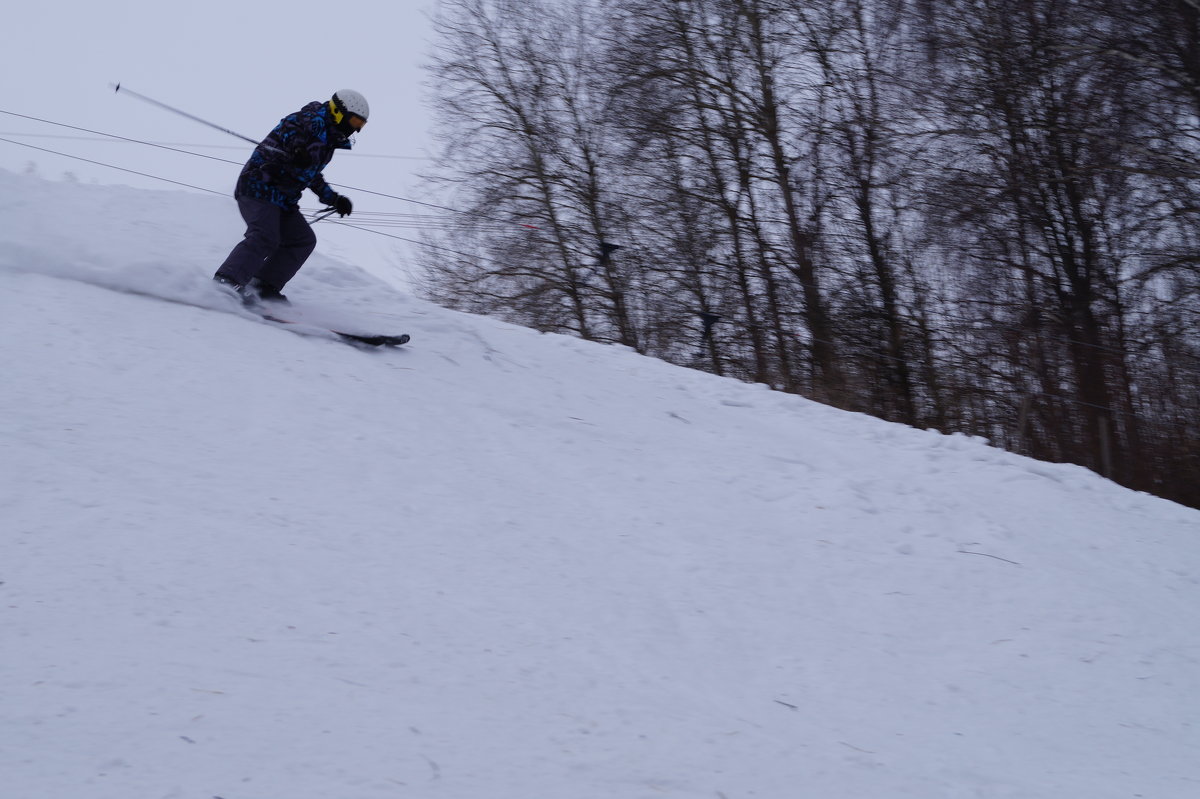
254, 208, 316, 290
214, 198, 283, 287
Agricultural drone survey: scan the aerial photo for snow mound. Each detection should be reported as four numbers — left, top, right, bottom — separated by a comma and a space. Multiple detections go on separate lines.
2, 169, 1199, 799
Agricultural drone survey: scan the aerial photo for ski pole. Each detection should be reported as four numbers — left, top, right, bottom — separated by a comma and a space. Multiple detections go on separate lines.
310, 208, 339, 223
112, 83, 258, 145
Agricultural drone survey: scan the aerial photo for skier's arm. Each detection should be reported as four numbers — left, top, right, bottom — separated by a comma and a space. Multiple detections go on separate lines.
308, 171, 339, 206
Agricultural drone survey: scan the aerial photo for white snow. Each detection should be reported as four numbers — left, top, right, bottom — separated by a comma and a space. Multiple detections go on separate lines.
2, 168, 1199, 799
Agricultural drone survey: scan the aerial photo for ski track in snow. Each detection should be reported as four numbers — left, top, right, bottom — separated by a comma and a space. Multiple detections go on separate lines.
2, 169, 1200, 799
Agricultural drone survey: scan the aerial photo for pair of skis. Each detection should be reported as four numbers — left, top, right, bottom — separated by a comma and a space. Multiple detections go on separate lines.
208, 278, 409, 348
111, 283, 411, 349
254, 307, 410, 348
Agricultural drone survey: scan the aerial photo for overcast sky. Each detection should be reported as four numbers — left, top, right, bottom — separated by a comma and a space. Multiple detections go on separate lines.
3, 0, 442, 273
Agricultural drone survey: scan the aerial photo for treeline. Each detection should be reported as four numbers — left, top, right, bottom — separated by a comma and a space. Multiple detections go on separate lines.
419, 0, 1200, 509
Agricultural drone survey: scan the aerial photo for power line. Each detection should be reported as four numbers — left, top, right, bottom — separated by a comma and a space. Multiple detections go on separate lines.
0, 129, 430, 159
0, 107, 505, 221
323, 218, 496, 260
0, 134, 529, 258
0, 110, 243, 166
0, 136, 227, 195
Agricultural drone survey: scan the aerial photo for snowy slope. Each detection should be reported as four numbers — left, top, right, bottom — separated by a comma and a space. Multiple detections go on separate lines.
2, 169, 1199, 799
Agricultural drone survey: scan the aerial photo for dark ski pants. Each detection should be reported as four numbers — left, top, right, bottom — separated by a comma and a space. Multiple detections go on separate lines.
215, 197, 316, 289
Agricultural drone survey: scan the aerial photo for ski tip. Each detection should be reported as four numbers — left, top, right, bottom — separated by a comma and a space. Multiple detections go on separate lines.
334, 331, 411, 348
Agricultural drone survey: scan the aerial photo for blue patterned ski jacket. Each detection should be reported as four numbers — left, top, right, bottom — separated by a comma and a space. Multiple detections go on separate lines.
235, 101, 351, 209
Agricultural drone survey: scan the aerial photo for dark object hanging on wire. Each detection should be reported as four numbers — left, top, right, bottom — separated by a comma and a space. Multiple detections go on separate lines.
598, 242, 621, 264
698, 311, 722, 359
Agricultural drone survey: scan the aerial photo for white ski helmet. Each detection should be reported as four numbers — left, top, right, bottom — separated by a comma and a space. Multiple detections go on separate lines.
329, 89, 369, 134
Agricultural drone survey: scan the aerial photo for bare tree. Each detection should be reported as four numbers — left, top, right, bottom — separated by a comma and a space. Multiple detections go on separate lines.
424, 0, 639, 344
420, 0, 1200, 508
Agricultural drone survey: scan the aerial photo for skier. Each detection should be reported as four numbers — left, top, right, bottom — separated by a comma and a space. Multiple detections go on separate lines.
213, 90, 368, 302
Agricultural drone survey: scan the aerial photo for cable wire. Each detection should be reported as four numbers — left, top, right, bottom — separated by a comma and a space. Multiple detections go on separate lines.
0, 136, 227, 195
0, 107, 518, 223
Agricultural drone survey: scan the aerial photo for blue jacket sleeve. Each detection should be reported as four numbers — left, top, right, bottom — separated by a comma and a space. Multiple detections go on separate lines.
309, 172, 339, 205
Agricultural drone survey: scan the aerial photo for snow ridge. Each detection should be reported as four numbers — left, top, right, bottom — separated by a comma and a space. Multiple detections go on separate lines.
2, 169, 1199, 799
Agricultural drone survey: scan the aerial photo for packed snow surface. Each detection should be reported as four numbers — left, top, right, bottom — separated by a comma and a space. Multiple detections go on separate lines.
2, 169, 1199, 798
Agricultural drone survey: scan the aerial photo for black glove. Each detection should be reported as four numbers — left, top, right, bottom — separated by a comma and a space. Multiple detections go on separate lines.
332, 194, 353, 217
